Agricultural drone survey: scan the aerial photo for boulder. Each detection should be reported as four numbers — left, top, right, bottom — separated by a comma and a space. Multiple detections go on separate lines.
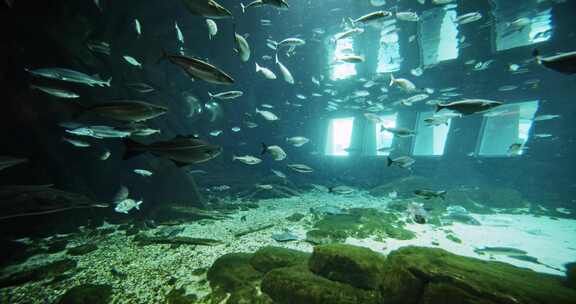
308, 244, 386, 290
0, 259, 77, 288
66, 243, 98, 256
250, 246, 309, 273
57, 284, 112, 304
305, 229, 347, 245
369, 176, 433, 197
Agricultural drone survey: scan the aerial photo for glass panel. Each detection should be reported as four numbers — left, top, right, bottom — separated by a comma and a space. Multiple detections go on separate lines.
477, 101, 539, 156
375, 114, 397, 156
325, 117, 355, 156
419, 5, 459, 67
377, 19, 401, 74
492, 0, 553, 51
330, 37, 357, 80
413, 112, 452, 156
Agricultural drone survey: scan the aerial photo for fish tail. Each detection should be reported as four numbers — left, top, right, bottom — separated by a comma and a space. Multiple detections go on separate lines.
232, 155, 238, 161
261, 143, 268, 155
389, 74, 395, 86
122, 138, 146, 160
208, 92, 214, 100
435, 104, 444, 113
387, 157, 393, 167
255, 62, 260, 72
104, 77, 112, 87
380, 125, 386, 132
240, 2, 246, 13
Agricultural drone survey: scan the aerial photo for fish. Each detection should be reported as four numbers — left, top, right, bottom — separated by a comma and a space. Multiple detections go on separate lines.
0, 185, 108, 221
533, 49, 576, 75
134, 19, 142, 37
99, 150, 111, 160
255, 62, 277, 79
182, 0, 232, 19
76, 100, 168, 123
160, 50, 234, 85
126, 82, 155, 93
30, 85, 80, 99
507, 143, 526, 156
65, 126, 132, 139
424, 115, 450, 126
436, 99, 503, 115
407, 202, 427, 224
271, 169, 286, 178
206, 19, 218, 40
234, 32, 251, 62
473, 246, 528, 257
396, 12, 419, 22
351, 11, 392, 25
261, 143, 287, 161
414, 190, 447, 200
0, 156, 28, 171
329, 186, 355, 195
274, 38, 306, 51
533, 114, 560, 121
455, 12, 482, 25
389, 74, 416, 92
123, 56, 142, 68
336, 55, 365, 63
364, 113, 382, 123
209, 130, 222, 136
232, 155, 262, 165
208, 91, 243, 100
287, 164, 313, 173
241, 0, 289, 12
255, 108, 279, 121
332, 28, 364, 43
63, 137, 91, 148
113, 186, 142, 214
380, 127, 416, 137
245, 121, 258, 128
387, 156, 415, 169
123, 136, 222, 167
133, 169, 153, 177
286, 136, 309, 147
231, 127, 241, 132
275, 53, 294, 84
26, 68, 112, 87
87, 40, 111, 56
498, 85, 518, 92
175, 21, 184, 44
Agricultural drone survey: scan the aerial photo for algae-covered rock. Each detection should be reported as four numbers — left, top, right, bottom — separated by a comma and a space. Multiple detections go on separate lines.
369, 176, 432, 197
66, 243, 98, 256
445, 234, 462, 244
165, 288, 197, 304
286, 212, 305, 222
313, 208, 415, 241
381, 246, 576, 304
308, 244, 386, 290
0, 259, 77, 287
57, 284, 112, 304
250, 246, 309, 273
261, 265, 381, 304
305, 229, 347, 245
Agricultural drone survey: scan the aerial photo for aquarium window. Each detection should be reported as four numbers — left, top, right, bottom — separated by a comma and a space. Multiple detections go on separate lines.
492, 0, 553, 51
330, 37, 357, 80
325, 117, 355, 156
419, 5, 459, 67
377, 19, 401, 73
413, 112, 451, 156
477, 101, 539, 156
375, 113, 397, 156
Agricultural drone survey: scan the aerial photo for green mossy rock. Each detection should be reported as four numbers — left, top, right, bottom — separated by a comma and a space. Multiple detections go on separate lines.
286, 213, 305, 222
261, 265, 381, 304
445, 234, 462, 244
308, 244, 386, 290
305, 229, 347, 245
369, 176, 432, 197
381, 246, 576, 304
250, 246, 310, 273
314, 208, 415, 241
165, 288, 197, 304
66, 243, 98, 256
0, 259, 77, 288
57, 284, 112, 304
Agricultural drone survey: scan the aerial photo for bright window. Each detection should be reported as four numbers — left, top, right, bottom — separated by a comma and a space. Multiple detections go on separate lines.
492, 0, 553, 51
477, 101, 539, 157
325, 117, 355, 156
377, 19, 401, 73
330, 37, 357, 80
419, 5, 459, 67
375, 114, 397, 156
413, 112, 451, 156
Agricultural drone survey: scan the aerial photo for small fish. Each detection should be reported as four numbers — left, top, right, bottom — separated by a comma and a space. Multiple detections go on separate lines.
332, 28, 364, 43
100, 150, 111, 160
271, 169, 286, 178
63, 137, 91, 148
27, 68, 111, 87
455, 12, 482, 25
231, 126, 241, 132
287, 164, 313, 173
234, 32, 251, 62
123, 56, 142, 68
256, 184, 274, 190
261, 143, 287, 161
134, 19, 142, 37
533, 114, 560, 121
286, 136, 309, 147
387, 156, 415, 169
351, 11, 392, 25
209, 130, 223, 136
336, 54, 365, 63
329, 185, 355, 195
133, 169, 153, 177
0, 156, 28, 171
414, 190, 447, 200
275, 53, 294, 84
160, 51, 234, 85
206, 19, 218, 39
245, 121, 258, 128
498, 85, 518, 92
389, 74, 416, 92
175, 21, 184, 44
182, 0, 233, 19
396, 12, 419, 22
380, 127, 416, 137
30, 85, 80, 99
255, 108, 279, 121
126, 82, 155, 93
208, 90, 243, 100
232, 155, 262, 165
255, 62, 277, 79
115, 196, 143, 214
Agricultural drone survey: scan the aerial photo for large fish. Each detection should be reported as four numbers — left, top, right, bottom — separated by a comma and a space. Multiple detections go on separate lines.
533, 49, 576, 75
436, 99, 503, 115
26, 67, 111, 87
160, 50, 234, 85
181, 0, 232, 19
241, 0, 288, 12
234, 32, 251, 62
123, 135, 222, 167
0, 156, 28, 172
76, 100, 168, 122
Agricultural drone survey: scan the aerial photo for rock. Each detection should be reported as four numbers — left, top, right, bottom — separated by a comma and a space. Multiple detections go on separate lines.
66, 243, 98, 256
310, 205, 347, 215
369, 176, 432, 197
445, 234, 462, 243
46, 239, 69, 253
285, 212, 305, 222
380, 246, 576, 304
566, 262, 576, 289
133, 234, 223, 246
308, 244, 386, 290
305, 229, 347, 245
165, 288, 197, 304
271, 231, 299, 242
250, 246, 309, 273
57, 284, 112, 304
261, 265, 381, 304
0, 259, 77, 288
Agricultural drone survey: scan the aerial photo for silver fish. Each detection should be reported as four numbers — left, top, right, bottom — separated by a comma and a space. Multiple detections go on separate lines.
26, 68, 111, 87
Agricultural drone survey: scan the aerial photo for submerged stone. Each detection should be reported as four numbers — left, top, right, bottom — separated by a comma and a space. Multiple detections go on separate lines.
57, 284, 112, 304
305, 229, 347, 245
250, 246, 309, 273
271, 231, 299, 242
165, 288, 197, 304
0, 259, 77, 288
66, 243, 98, 256
285, 212, 305, 222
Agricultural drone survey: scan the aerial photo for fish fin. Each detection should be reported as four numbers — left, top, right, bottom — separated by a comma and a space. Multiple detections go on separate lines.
435, 104, 444, 113
104, 77, 112, 87
114, 186, 129, 201
532, 49, 542, 64
240, 2, 246, 13
232, 155, 237, 161
380, 125, 386, 132
389, 74, 395, 86
122, 138, 146, 160
387, 157, 393, 167
261, 143, 268, 155
255, 62, 261, 72
135, 200, 143, 210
